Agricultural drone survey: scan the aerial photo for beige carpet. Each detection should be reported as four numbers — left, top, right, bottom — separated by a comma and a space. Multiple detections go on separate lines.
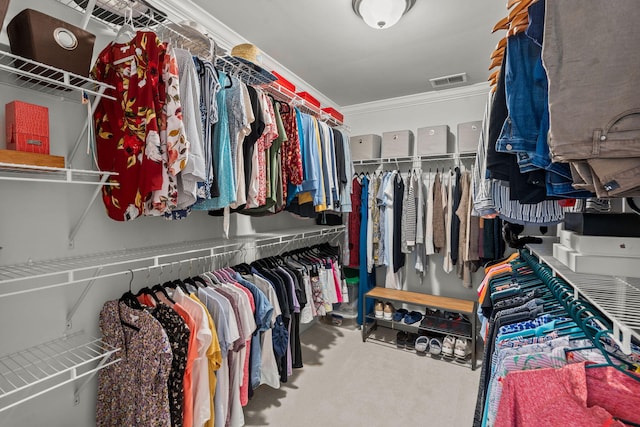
244, 319, 482, 426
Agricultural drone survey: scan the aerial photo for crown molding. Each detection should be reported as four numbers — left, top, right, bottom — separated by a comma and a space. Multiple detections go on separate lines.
150, 0, 341, 109
341, 82, 490, 115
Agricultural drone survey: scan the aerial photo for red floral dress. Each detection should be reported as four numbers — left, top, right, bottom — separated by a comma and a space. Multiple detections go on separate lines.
92, 32, 186, 221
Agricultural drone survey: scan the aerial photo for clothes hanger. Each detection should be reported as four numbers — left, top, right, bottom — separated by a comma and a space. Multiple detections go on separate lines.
135, 286, 161, 304
114, 6, 137, 45
492, 16, 510, 33
152, 283, 176, 304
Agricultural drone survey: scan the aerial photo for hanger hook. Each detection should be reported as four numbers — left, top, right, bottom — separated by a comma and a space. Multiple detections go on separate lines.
127, 269, 134, 292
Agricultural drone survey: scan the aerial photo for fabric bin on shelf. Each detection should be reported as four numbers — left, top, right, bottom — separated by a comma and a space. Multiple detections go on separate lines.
457, 120, 482, 153
381, 130, 414, 158
350, 134, 382, 160
416, 125, 450, 156
7, 8, 96, 77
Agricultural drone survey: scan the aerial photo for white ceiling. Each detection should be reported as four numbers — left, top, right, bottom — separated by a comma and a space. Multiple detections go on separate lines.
191, 0, 507, 107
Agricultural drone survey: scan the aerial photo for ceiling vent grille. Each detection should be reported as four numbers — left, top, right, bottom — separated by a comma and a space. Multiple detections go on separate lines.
429, 72, 468, 88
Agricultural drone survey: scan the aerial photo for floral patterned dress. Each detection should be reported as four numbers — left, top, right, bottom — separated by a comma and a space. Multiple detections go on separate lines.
92, 31, 186, 221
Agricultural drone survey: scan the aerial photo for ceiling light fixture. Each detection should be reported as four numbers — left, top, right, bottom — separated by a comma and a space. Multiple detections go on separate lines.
352, 0, 416, 30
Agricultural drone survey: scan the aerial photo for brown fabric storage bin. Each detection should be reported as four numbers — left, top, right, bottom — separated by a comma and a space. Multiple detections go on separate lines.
7, 9, 96, 77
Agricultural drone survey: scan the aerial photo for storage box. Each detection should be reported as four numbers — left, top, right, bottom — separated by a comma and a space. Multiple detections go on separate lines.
457, 121, 482, 153
558, 229, 640, 258
6, 101, 50, 154
564, 212, 640, 237
553, 242, 640, 278
0, 149, 64, 168
7, 9, 96, 77
381, 130, 414, 158
296, 91, 321, 108
416, 125, 449, 156
350, 134, 381, 160
272, 71, 296, 92
321, 107, 344, 123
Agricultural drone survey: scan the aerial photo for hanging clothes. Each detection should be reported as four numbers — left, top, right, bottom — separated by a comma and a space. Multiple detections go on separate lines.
92, 31, 184, 221
348, 176, 363, 267
171, 48, 206, 214
97, 300, 173, 426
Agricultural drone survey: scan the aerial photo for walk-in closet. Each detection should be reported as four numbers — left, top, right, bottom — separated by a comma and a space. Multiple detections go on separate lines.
1, 0, 639, 426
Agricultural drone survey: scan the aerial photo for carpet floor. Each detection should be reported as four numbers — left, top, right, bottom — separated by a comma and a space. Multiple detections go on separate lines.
243, 319, 482, 426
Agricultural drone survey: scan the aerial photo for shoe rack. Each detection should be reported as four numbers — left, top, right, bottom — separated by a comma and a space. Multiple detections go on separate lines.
362, 287, 479, 370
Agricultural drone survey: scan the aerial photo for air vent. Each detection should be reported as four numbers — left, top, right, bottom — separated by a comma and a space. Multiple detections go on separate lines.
429, 72, 468, 88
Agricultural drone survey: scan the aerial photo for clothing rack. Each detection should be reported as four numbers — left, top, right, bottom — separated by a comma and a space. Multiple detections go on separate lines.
0, 225, 344, 414
262, 81, 346, 129
0, 226, 345, 300
54, 0, 347, 129
518, 247, 640, 376
475, 249, 640, 427
524, 239, 640, 355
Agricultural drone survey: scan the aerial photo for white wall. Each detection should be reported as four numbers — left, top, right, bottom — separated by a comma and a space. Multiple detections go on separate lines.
342, 84, 491, 302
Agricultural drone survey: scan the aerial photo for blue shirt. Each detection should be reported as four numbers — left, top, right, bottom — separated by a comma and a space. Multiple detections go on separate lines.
233, 272, 273, 389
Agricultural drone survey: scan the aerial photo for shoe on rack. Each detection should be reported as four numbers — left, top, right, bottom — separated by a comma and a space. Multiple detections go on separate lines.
396, 331, 409, 349
429, 337, 442, 355
415, 336, 430, 353
383, 302, 395, 320
403, 310, 424, 325
393, 308, 409, 322
454, 338, 472, 359
374, 301, 384, 319
442, 335, 456, 357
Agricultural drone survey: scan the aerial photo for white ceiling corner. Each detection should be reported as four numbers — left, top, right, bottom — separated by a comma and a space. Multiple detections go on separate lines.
153, 0, 505, 109
152, 0, 343, 109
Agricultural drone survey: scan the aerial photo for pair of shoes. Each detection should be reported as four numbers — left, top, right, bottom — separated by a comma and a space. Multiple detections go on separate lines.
454, 338, 472, 359
403, 310, 423, 325
374, 301, 384, 319
405, 333, 419, 350
415, 336, 429, 353
392, 308, 408, 322
429, 337, 442, 355
442, 335, 457, 357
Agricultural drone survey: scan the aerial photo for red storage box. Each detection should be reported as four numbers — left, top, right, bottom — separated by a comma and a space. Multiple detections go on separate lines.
322, 107, 344, 123
272, 71, 296, 92
296, 91, 321, 108
5, 101, 50, 154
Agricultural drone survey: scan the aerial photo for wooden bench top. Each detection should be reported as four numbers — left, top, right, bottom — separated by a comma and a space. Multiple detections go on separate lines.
365, 287, 476, 314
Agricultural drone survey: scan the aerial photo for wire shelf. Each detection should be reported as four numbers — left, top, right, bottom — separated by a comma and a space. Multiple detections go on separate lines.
352, 152, 476, 166
0, 162, 118, 185
0, 332, 119, 413
0, 50, 115, 100
262, 82, 349, 130
0, 226, 346, 297
56, 0, 214, 60
526, 239, 640, 354
215, 56, 278, 87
